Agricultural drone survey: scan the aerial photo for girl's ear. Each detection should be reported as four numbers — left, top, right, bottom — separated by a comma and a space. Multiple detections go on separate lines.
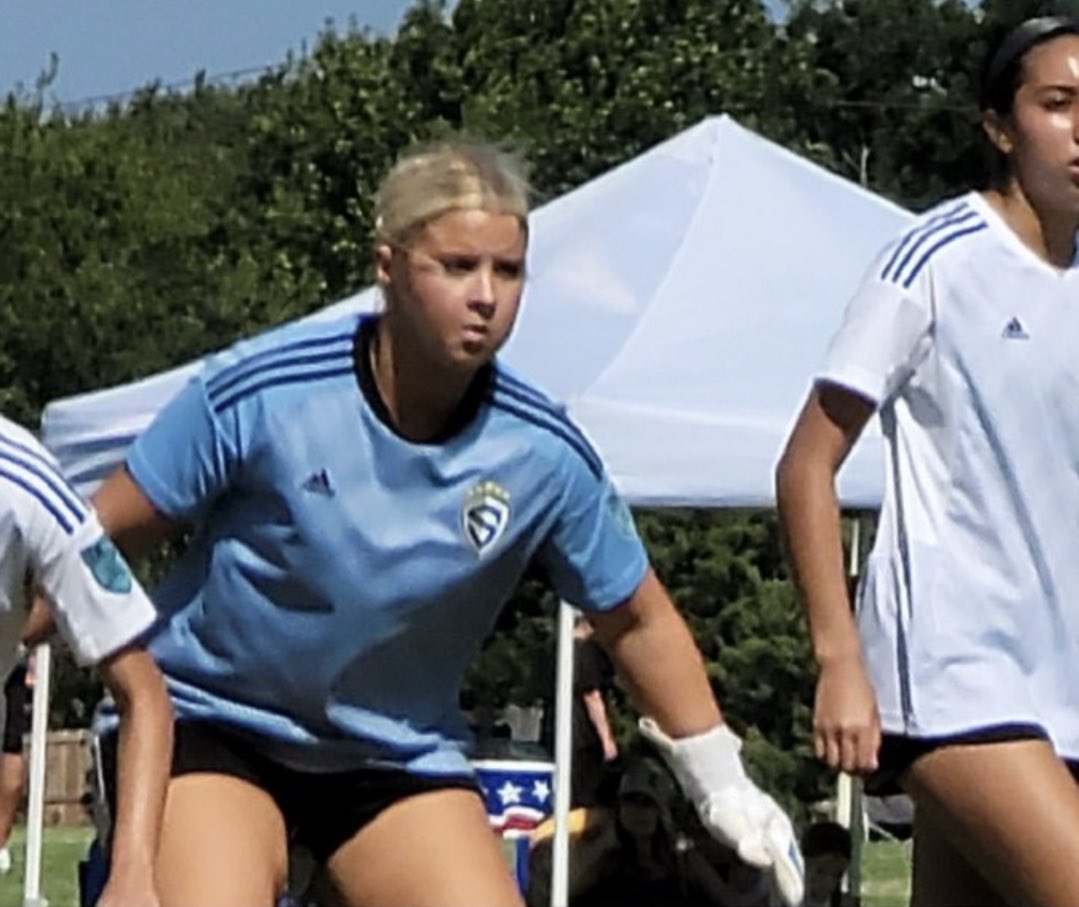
375, 243, 394, 286
982, 109, 1015, 157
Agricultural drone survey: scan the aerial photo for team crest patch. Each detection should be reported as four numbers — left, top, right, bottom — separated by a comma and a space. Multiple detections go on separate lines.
80, 538, 133, 594
462, 481, 512, 556
604, 485, 637, 540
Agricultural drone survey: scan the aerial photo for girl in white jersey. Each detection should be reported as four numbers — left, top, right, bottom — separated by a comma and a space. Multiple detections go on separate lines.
0, 413, 171, 907
91, 142, 803, 907
777, 16, 1079, 906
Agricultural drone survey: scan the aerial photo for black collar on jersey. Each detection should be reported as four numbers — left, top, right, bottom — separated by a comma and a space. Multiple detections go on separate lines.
353, 315, 493, 444
980, 15, 1079, 112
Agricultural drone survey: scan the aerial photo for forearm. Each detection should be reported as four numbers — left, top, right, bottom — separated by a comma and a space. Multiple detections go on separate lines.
103, 651, 173, 887
591, 571, 721, 737
582, 691, 618, 756
776, 451, 861, 667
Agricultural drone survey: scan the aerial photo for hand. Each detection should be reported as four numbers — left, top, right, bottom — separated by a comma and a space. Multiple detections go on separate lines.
813, 655, 881, 775
697, 782, 804, 907
638, 718, 804, 907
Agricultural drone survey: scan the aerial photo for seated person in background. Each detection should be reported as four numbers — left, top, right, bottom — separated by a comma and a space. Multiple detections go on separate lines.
678, 810, 776, 907
528, 757, 693, 907
801, 821, 853, 907
571, 615, 620, 808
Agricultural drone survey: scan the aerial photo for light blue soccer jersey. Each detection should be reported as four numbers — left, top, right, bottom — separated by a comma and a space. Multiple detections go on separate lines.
127, 314, 648, 775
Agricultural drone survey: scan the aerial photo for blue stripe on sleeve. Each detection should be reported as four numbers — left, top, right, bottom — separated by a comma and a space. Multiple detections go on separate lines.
205, 330, 354, 401
0, 441, 86, 525
880, 201, 969, 283
887, 209, 982, 286
902, 223, 989, 288
208, 349, 355, 408
487, 387, 604, 479
0, 467, 76, 534
212, 364, 356, 414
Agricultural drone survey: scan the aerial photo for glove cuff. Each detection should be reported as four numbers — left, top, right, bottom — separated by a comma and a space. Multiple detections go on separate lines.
638, 717, 749, 806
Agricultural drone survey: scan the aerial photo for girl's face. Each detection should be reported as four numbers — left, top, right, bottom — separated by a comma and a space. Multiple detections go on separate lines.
378, 208, 526, 374
989, 35, 1079, 213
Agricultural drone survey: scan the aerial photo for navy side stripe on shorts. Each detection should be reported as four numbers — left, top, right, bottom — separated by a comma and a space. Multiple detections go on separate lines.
0, 441, 86, 527
205, 330, 354, 402
487, 384, 603, 479
212, 361, 356, 414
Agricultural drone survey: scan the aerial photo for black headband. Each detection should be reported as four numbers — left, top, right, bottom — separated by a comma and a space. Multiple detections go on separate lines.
980, 15, 1079, 111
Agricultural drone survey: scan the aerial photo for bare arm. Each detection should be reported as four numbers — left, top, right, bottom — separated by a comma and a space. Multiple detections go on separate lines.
92, 466, 180, 561
95, 645, 173, 907
588, 567, 721, 737
775, 382, 879, 773
21, 588, 57, 647
581, 689, 618, 760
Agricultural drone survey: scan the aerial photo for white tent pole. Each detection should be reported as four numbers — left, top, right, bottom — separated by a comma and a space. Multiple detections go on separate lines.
549, 601, 576, 907
23, 641, 52, 907
839, 516, 865, 899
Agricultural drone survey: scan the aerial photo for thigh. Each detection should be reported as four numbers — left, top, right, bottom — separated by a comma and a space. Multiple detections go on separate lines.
903, 737, 1079, 907
0, 752, 25, 798
157, 773, 289, 907
325, 787, 523, 907
103, 721, 291, 907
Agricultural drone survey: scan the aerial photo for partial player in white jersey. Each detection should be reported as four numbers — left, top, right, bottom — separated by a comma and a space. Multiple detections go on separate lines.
0, 413, 171, 907
91, 141, 803, 907
777, 15, 1079, 907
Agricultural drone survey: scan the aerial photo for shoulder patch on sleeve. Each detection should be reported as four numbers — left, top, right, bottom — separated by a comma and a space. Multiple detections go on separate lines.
80, 538, 133, 594
604, 486, 637, 540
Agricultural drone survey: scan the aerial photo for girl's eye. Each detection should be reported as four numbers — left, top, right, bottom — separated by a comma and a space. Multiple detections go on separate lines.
495, 262, 524, 280
442, 258, 477, 274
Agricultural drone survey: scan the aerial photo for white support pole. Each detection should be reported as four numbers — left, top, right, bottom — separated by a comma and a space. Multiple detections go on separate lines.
23, 642, 52, 907
842, 516, 865, 900
549, 601, 576, 907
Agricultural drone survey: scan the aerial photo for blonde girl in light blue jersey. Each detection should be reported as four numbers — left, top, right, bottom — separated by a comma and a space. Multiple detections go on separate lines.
92, 141, 803, 907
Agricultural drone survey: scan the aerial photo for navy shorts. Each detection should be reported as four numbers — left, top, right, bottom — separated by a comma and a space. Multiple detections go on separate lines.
866, 723, 1079, 796
2, 665, 30, 755
102, 720, 479, 862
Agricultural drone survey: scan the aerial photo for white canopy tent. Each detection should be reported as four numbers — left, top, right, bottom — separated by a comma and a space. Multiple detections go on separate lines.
31, 116, 912, 906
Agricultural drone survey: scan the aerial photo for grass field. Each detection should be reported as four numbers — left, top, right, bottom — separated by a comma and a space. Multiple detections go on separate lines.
0, 826, 911, 907
0, 825, 94, 907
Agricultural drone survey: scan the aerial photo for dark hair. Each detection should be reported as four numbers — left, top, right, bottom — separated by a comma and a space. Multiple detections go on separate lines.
980, 15, 1079, 114
801, 821, 853, 860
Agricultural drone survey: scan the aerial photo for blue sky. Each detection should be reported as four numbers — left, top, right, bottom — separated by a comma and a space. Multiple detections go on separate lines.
0, 1, 420, 109
0, 1, 972, 110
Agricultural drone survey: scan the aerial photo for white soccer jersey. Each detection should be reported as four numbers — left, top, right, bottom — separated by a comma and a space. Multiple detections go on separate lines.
0, 415, 156, 711
819, 192, 1079, 755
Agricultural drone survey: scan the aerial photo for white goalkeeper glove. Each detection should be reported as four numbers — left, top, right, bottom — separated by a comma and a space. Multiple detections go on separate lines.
639, 717, 804, 907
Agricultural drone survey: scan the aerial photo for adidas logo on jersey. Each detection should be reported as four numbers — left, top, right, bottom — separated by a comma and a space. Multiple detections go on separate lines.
302, 468, 335, 496
462, 481, 511, 556
1002, 317, 1029, 340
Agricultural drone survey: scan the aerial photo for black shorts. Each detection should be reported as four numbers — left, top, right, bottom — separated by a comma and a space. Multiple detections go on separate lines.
102, 720, 479, 862
866, 723, 1079, 796
2, 665, 30, 755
